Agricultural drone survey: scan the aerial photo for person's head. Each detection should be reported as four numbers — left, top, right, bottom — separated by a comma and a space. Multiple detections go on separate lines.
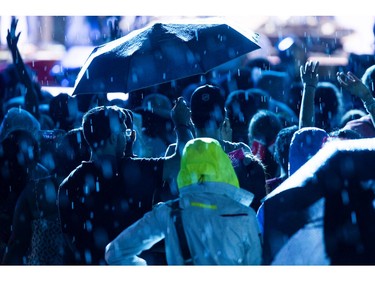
248, 109, 283, 148
288, 127, 329, 176
229, 148, 267, 211
248, 109, 283, 179
361, 64, 375, 97
273, 125, 299, 176
177, 137, 239, 189
255, 70, 291, 104
340, 109, 367, 128
49, 93, 79, 131
328, 128, 362, 141
225, 90, 259, 143
190, 84, 226, 131
54, 127, 91, 179
82, 105, 130, 158
0, 129, 39, 190
314, 82, 344, 132
0, 107, 41, 143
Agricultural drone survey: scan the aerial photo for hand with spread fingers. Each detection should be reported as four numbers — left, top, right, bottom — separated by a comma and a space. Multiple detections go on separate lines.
336, 71, 373, 101
300, 60, 319, 89
299, 60, 320, 129
6, 17, 21, 50
337, 71, 375, 127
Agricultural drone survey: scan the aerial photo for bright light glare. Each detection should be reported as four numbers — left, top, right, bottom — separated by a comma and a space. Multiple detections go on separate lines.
107, 92, 129, 101
278, 37, 294, 51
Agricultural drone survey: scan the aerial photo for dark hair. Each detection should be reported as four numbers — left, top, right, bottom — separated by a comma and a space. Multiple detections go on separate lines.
273, 125, 299, 175
361, 64, 375, 97
190, 84, 225, 130
82, 105, 127, 150
55, 127, 90, 178
329, 128, 362, 140
314, 82, 343, 132
248, 109, 283, 146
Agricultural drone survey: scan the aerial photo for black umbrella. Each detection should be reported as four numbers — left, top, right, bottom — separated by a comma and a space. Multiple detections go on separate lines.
72, 18, 260, 95
260, 138, 375, 265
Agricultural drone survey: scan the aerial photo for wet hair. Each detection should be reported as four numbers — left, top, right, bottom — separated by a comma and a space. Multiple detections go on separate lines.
248, 109, 283, 146
340, 109, 367, 128
329, 128, 362, 140
273, 125, 299, 175
190, 84, 226, 130
54, 127, 90, 179
82, 105, 127, 151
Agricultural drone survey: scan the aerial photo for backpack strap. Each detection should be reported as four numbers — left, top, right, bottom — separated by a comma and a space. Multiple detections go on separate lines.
170, 200, 193, 265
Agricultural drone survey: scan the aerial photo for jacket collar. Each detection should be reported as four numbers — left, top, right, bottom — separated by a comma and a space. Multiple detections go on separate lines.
179, 181, 254, 207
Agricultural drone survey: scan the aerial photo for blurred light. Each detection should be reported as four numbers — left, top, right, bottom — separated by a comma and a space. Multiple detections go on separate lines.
42, 86, 74, 96
321, 22, 335, 36
278, 37, 294, 51
107, 92, 129, 101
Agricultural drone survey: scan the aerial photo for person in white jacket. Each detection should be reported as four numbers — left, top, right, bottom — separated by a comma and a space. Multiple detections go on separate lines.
105, 137, 262, 265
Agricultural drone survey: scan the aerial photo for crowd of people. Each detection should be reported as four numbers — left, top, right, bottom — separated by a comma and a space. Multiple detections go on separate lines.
1, 16, 375, 266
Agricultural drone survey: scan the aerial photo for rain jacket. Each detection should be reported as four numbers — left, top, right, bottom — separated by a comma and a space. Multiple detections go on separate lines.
105, 182, 262, 265
105, 137, 262, 265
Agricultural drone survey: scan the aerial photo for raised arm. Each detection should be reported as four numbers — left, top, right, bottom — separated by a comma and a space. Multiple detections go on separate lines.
162, 97, 194, 180
337, 71, 375, 127
299, 60, 319, 129
6, 17, 40, 119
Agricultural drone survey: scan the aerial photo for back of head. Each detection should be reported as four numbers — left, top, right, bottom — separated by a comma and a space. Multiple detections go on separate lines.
248, 109, 283, 146
139, 93, 172, 120
229, 148, 267, 211
0, 107, 41, 142
55, 127, 90, 179
225, 90, 258, 125
225, 90, 259, 142
190, 84, 225, 130
361, 64, 375, 97
288, 127, 329, 176
49, 93, 79, 131
82, 105, 126, 150
273, 125, 299, 175
246, 88, 270, 108
315, 82, 343, 131
177, 137, 239, 189
340, 109, 367, 128
255, 70, 291, 103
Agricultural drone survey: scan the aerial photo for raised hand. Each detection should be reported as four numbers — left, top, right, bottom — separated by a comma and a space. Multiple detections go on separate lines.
336, 71, 372, 100
171, 97, 192, 127
300, 60, 319, 88
6, 17, 21, 51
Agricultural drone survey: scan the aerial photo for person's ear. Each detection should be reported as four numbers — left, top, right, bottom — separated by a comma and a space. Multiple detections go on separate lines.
131, 129, 136, 142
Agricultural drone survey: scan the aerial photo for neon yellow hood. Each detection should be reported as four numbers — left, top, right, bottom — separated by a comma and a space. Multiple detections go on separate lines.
177, 137, 239, 189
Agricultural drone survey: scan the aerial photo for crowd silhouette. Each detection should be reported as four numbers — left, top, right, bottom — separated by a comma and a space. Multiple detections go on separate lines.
1, 15, 375, 266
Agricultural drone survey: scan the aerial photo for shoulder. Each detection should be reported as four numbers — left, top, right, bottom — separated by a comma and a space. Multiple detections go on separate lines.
220, 139, 251, 153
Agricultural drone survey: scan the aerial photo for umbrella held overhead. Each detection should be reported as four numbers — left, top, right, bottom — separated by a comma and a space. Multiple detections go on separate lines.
72, 18, 260, 95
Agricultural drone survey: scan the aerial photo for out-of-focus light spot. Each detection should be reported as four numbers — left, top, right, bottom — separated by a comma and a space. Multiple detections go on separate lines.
321, 22, 335, 36
107, 92, 128, 101
278, 37, 294, 51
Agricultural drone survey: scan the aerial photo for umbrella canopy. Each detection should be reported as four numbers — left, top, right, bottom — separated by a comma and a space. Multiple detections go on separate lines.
260, 138, 375, 265
72, 18, 260, 95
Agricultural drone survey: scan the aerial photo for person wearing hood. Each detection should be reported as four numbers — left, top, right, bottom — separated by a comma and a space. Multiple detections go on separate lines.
105, 137, 262, 265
